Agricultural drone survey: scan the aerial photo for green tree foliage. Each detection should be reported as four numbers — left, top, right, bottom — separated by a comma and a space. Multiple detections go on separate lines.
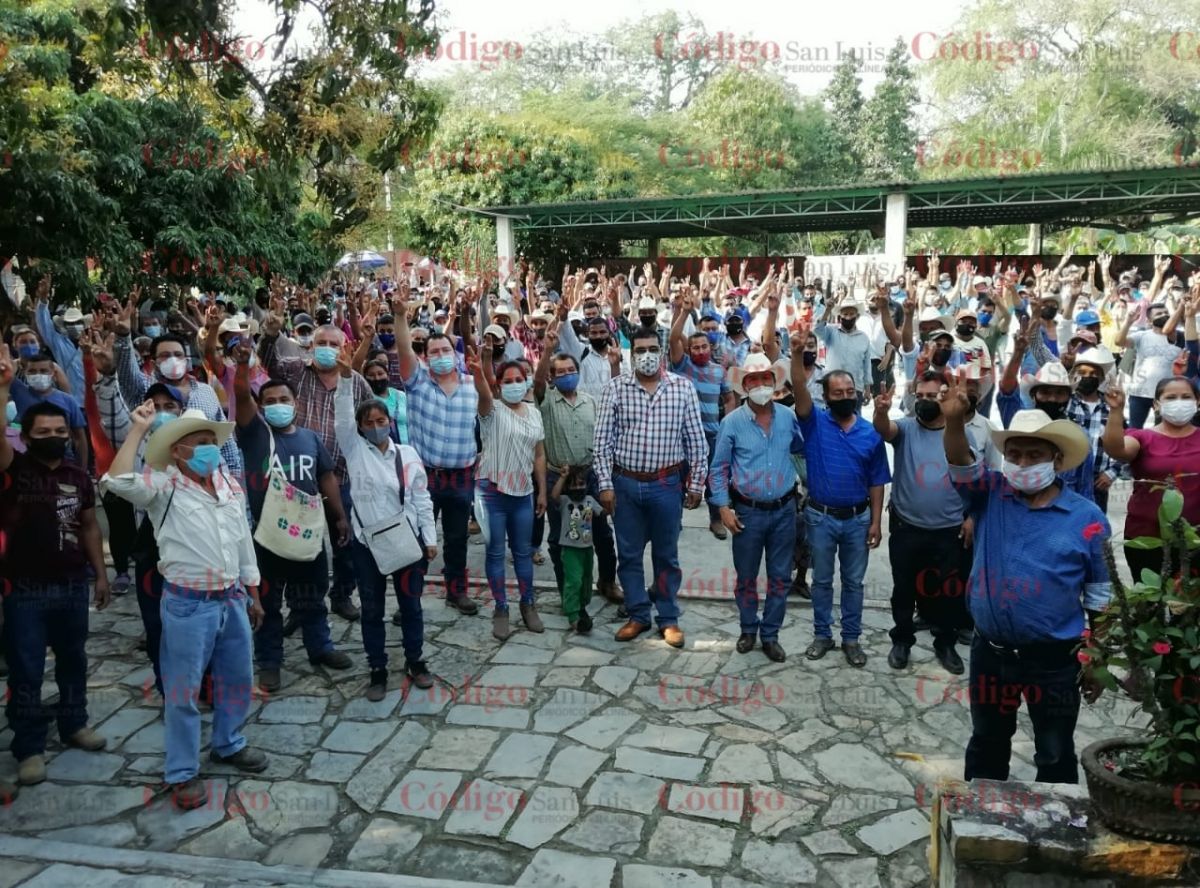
859, 38, 919, 181
823, 51, 865, 181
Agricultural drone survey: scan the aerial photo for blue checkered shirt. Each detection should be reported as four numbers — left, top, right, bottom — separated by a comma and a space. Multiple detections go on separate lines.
403, 364, 480, 469
1066, 395, 1120, 481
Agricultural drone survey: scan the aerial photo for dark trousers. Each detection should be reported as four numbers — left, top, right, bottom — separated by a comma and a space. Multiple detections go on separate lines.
964, 634, 1082, 784
547, 468, 617, 593
101, 491, 137, 574
1129, 395, 1154, 431
888, 514, 971, 647
428, 467, 476, 601
352, 541, 425, 671
254, 545, 334, 669
1094, 484, 1109, 515
330, 482, 357, 603
3, 578, 90, 761
793, 496, 810, 580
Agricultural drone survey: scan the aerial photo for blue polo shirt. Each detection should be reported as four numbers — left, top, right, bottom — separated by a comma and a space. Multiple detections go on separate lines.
797, 408, 890, 507
949, 461, 1111, 644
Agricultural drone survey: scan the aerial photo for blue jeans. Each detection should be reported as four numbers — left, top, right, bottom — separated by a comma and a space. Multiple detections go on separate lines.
478, 478, 534, 608
330, 482, 357, 602
429, 467, 475, 601
254, 545, 334, 669
3, 578, 90, 761
805, 506, 870, 642
159, 584, 254, 784
731, 504, 796, 642
612, 471, 684, 627
352, 540, 425, 670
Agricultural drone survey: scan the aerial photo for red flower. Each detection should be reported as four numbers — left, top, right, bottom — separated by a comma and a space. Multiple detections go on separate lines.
1082, 522, 1104, 541
1078, 650, 1092, 664
1152, 640, 1172, 655
1081, 628, 1092, 640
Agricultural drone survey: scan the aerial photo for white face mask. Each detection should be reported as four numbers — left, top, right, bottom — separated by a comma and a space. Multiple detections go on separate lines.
296, 334, 313, 347
1161, 399, 1198, 426
634, 352, 661, 377
26, 373, 53, 392
157, 356, 187, 380
1001, 459, 1057, 494
747, 385, 775, 406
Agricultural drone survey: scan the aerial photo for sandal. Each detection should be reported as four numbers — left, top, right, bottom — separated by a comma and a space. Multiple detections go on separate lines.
531, 551, 545, 565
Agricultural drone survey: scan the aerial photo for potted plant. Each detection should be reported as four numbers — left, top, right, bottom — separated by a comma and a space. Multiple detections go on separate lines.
1080, 483, 1200, 842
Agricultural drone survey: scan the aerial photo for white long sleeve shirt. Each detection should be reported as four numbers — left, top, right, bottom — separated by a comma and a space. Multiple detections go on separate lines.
100, 466, 260, 589
334, 376, 436, 546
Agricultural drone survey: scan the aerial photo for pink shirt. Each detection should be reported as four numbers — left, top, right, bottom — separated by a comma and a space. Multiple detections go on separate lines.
1125, 427, 1200, 539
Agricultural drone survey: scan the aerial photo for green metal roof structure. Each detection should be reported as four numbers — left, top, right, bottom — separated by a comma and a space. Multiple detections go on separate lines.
481, 166, 1200, 240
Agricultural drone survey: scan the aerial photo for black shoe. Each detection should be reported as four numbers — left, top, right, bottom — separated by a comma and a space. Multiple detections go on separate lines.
331, 598, 360, 621
282, 611, 301, 638
392, 611, 403, 626
446, 595, 479, 615
887, 643, 911, 670
405, 660, 434, 690
957, 628, 974, 646
575, 611, 593, 634
258, 668, 281, 692
365, 669, 389, 702
309, 650, 353, 669
761, 641, 786, 663
805, 638, 836, 660
841, 642, 867, 668
736, 633, 756, 654
789, 578, 811, 599
935, 644, 965, 675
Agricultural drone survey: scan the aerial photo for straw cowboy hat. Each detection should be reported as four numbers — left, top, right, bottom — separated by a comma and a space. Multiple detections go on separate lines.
1073, 346, 1116, 373
729, 353, 787, 397
1019, 361, 1072, 400
144, 409, 234, 470
917, 307, 951, 332
991, 409, 1089, 472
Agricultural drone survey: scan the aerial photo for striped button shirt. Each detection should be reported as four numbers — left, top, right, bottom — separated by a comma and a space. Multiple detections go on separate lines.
402, 364, 479, 469
478, 402, 544, 496
539, 388, 597, 469
1066, 395, 1119, 481
593, 371, 708, 496
670, 355, 729, 435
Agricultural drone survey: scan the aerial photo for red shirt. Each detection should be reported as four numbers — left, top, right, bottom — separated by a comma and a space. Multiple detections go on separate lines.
1125, 427, 1200, 539
0, 451, 95, 580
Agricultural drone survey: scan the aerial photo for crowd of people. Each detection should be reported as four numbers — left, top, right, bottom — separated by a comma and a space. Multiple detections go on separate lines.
1, 251, 1198, 810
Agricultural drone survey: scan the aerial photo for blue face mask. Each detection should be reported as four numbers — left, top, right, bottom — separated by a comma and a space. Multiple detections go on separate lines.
705, 331, 722, 346
378, 333, 396, 348
313, 346, 339, 369
555, 372, 580, 393
429, 355, 456, 375
501, 382, 526, 404
17, 343, 40, 360
890, 286, 901, 296
143, 325, 162, 338
977, 311, 993, 327
362, 425, 390, 445
5, 400, 16, 425
263, 404, 295, 428
183, 443, 222, 476
151, 411, 177, 432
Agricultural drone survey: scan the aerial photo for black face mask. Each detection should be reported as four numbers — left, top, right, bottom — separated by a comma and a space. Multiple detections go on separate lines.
1151, 315, 1168, 329
726, 321, 743, 336
27, 437, 68, 461
412, 340, 427, 355
839, 316, 856, 331
639, 315, 657, 328
828, 397, 857, 418
933, 347, 952, 365
588, 337, 609, 352
1040, 305, 1058, 321
1035, 399, 1067, 421
914, 399, 942, 423
368, 378, 389, 395
967, 394, 980, 412
1076, 376, 1101, 396
956, 324, 976, 338
802, 351, 818, 368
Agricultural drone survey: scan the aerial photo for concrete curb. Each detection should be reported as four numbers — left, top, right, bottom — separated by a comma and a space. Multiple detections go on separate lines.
0, 835, 512, 888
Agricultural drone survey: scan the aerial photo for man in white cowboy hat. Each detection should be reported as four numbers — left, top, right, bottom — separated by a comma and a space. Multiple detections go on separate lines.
618, 295, 671, 355
481, 302, 525, 362
102, 403, 267, 810
942, 379, 1110, 785
899, 305, 956, 415
815, 289, 872, 407
709, 353, 801, 662
205, 313, 269, 410
512, 307, 554, 366
1066, 346, 1122, 514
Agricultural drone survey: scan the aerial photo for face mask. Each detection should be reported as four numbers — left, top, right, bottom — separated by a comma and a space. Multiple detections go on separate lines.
555, 372, 579, 393
263, 404, 295, 428
588, 337, 609, 351
412, 340, 427, 355
726, 321, 743, 336
705, 331, 722, 346
639, 314, 657, 328
977, 312, 992, 327
889, 286, 901, 296
183, 443, 222, 476
634, 351, 661, 376
66, 325, 84, 339
1040, 305, 1058, 321
748, 385, 775, 406
151, 411, 177, 432
313, 346, 339, 369
1161, 400, 1198, 426
933, 347, 952, 365
362, 425, 390, 445
26, 373, 53, 392
956, 324, 976, 338
27, 437, 68, 461
828, 397, 856, 418
692, 351, 711, 366
1151, 316, 1168, 329
501, 382, 527, 403
5, 401, 16, 424
158, 356, 187, 380
17, 343, 41, 359
296, 334, 314, 347
378, 333, 396, 348
429, 355, 456, 375
1035, 399, 1067, 421
368, 378, 390, 395
143, 325, 162, 338
914, 399, 942, 423
1002, 459, 1056, 494
839, 316, 857, 331
967, 394, 980, 412
1075, 377, 1101, 396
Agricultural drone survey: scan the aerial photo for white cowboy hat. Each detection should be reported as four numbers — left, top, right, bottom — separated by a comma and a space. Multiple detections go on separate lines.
524, 309, 553, 326
492, 304, 519, 323
728, 353, 787, 397
1019, 361, 1072, 400
1073, 345, 1115, 372
636, 296, 657, 311
991, 409, 1089, 472
218, 316, 250, 336
144, 409, 233, 470
917, 306, 951, 331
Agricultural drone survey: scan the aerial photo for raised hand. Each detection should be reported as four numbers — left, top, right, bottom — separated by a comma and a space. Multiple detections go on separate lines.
129, 399, 158, 431
336, 342, 354, 378
544, 329, 559, 354
90, 330, 116, 375
941, 371, 971, 421
874, 384, 894, 414
204, 303, 223, 330
0, 343, 14, 389
1105, 378, 1125, 412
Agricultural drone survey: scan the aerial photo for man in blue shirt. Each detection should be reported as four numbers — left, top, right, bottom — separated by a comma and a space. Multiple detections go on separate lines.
710, 354, 801, 662
9, 350, 88, 466
943, 381, 1110, 785
791, 325, 891, 667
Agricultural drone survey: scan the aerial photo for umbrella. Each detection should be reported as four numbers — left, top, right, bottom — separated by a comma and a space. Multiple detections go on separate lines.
335, 250, 388, 270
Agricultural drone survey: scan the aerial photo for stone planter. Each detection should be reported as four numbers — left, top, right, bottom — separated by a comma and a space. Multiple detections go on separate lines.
1081, 737, 1200, 843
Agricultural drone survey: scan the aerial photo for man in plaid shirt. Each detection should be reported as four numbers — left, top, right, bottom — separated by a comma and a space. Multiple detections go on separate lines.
1066, 347, 1122, 514
594, 327, 707, 649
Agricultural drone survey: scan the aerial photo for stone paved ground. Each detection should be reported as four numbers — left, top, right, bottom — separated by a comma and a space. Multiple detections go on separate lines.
0, 483, 1147, 887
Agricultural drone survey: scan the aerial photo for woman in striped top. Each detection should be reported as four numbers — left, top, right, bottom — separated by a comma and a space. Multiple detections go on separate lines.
468, 343, 548, 641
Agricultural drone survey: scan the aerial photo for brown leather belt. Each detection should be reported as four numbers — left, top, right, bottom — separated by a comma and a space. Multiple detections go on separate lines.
614, 461, 685, 482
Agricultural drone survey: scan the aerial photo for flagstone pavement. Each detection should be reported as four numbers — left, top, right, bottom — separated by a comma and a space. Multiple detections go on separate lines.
0, 483, 1147, 887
